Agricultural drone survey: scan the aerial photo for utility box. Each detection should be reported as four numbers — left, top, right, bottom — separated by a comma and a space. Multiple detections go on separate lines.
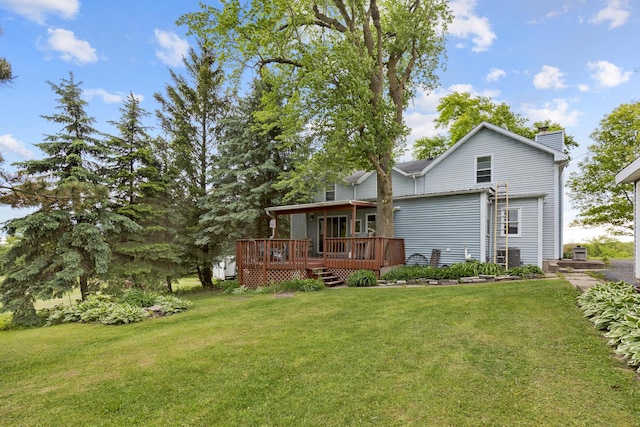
497, 248, 521, 269
572, 246, 587, 261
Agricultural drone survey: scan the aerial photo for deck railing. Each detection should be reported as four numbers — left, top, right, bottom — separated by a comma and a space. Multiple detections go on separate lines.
236, 237, 405, 285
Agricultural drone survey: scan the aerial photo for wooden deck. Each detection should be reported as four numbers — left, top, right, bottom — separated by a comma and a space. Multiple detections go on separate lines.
236, 238, 405, 287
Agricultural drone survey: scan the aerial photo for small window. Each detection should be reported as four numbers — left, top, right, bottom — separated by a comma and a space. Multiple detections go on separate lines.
325, 185, 335, 201
476, 155, 492, 183
366, 213, 376, 235
354, 219, 362, 234
501, 208, 521, 237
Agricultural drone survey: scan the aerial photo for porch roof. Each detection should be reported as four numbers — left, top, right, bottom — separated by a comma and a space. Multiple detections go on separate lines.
266, 199, 377, 216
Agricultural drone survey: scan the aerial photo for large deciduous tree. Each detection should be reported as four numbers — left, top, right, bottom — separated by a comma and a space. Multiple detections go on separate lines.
154, 42, 229, 288
413, 92, 578, 159
567, 101, 640, 234
0, 73, 138, 325
179, 0, 452, 238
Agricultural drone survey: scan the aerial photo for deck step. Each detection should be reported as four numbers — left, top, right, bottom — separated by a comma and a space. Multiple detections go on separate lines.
308, 267, 344, 287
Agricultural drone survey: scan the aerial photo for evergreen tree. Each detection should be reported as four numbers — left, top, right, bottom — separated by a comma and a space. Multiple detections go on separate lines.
199, 80, 299, 248
0, 72, 138, 325
154, 41, 229, 288
104, 93, 181, 288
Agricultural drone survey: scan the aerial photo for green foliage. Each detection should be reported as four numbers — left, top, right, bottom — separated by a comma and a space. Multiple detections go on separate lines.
508, 265, 544, 277
381, 261, 507, 281
413, 92, 578, 159
578, 281, 640, 373
346, 270, 377, 287
567, 101, 640, 234
565, 236, 633, 259
44, 290, 192, 326
179, 1, 453, 238
154, 41, 229, 288
224, 278, 324, 294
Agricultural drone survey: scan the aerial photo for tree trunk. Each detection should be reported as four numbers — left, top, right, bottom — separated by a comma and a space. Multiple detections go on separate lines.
376, 170, 394, 238
196, 262, 214, 288
79, 273, 89, 301
166, 276, 173, 293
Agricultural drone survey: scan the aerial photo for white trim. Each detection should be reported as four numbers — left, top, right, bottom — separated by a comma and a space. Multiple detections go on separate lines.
366, 213, 377, 234
475, 154, 493, 185
616, 156, 640, 184
553, 164, 560, 259
480, 192, 487, 262
636, 182, 640, 281
500, 207, 522, 238
354, 219, 362, 234
538, 196, 544, 267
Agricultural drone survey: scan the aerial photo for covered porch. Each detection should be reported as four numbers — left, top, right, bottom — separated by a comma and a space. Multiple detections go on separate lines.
236, 200, 406, 287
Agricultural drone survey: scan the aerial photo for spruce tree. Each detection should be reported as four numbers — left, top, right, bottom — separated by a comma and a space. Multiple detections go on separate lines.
199, 80, 300, 247
104, 93, 181, 288
154, 41, 228, 288
0, 72, 138, 325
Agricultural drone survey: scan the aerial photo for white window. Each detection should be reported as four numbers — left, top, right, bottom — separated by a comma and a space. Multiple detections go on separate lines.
354, 219, 362, 234
366, 213, 376, 235
325, 185, 336, 201
501, 208, 521, 237
476, 155, 492, 184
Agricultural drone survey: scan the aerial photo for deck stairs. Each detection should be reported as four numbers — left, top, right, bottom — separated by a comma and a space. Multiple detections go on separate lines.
308, 267, 343, 287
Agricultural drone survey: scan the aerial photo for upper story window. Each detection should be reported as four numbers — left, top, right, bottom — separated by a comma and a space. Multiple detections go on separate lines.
476, 155, 492, 184
325, 185, 336, 201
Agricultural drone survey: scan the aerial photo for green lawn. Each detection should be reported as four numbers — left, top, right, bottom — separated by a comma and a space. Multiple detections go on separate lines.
2, 279, 640, 426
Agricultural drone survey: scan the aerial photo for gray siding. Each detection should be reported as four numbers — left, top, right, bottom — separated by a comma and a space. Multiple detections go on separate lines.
355, 174, 377, 200
535, 130, 564, 152
488, 197, 542, 266
394, 194, 483, 266
392, 170, 416, 196
290, 213, 307, 239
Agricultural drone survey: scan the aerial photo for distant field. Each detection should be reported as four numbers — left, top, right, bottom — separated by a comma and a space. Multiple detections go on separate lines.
2, 279, 640, 426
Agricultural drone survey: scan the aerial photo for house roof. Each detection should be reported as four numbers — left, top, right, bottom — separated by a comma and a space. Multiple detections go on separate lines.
616, 156, 640, 184
265, 199, 377, 216
344, 170, 373, 184
407, 121, 569, 177
393, 158, 435, 175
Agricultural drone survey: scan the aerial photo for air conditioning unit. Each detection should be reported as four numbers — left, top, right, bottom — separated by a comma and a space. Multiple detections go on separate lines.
496, 248, 521, 269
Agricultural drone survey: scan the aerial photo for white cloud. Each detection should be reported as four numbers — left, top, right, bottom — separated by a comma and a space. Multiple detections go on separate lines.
83, 89, 144, 104
533, 65, 567, 90
449, 0, 496, 52
43, 28, 98, 65
587, 60, 633, 87
520, 98, 583, 127
0, 134, 35, 158
578, 84, 590, 92
486, 68, 506, 82
0, 0, 79, 24
154, 29, 189, 67
589, 0, 631, 29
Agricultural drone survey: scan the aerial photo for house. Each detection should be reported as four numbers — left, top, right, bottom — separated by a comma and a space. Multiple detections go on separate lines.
615, 157, 640, 282
236, 122, 569, 287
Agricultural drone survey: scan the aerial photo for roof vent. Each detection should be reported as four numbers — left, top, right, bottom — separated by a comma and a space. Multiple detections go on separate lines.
537, 125, 549, 134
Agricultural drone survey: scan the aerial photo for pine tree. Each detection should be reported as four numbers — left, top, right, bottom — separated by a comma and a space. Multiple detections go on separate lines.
199, 80, 299, 247
0, 72, 138, 325
103, 93, 181, 288
154, 41, 228, 288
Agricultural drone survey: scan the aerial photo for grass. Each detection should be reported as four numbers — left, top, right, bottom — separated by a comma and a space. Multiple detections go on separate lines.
2, 279, 640, 426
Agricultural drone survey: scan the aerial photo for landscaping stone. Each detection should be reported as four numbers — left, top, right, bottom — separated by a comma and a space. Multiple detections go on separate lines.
396, 280, 407, 285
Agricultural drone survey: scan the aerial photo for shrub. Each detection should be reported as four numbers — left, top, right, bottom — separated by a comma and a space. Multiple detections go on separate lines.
44, 291, 193, 326
346, 270, 377, 287
508, 265, 543, 277
381, 262, 506, 281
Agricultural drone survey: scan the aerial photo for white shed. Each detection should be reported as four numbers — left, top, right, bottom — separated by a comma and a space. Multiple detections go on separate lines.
615, 157, 640, 281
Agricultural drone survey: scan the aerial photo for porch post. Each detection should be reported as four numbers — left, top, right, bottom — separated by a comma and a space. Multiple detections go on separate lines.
351, 204, 356, 237
323, 209, 328, 262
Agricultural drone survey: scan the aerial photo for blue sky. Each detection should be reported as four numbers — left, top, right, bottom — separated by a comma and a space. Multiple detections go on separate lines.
0, 0, 638, 243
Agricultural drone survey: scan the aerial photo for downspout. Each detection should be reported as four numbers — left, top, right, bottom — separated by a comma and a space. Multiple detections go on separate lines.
412, 174, 418, 195
352, 182, 357, 199
265, 208, 276, 238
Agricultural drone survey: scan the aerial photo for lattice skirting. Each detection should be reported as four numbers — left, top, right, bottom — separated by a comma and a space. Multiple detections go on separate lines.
241, 268, 308, 288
